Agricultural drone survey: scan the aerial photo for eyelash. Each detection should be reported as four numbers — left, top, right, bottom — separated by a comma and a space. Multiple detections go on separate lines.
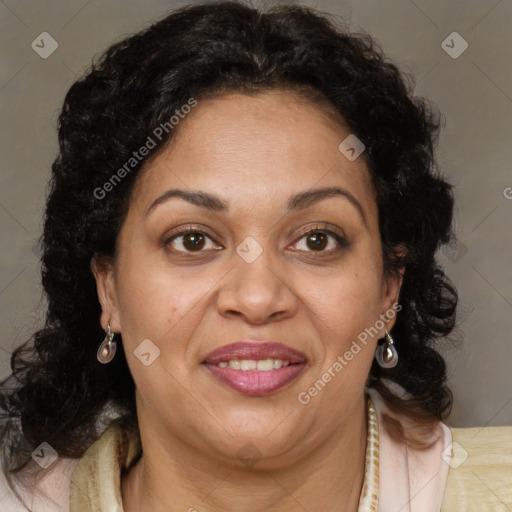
164, 224, 348, 256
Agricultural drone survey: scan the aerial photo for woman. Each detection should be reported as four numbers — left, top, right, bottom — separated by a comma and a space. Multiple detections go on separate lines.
1, 1, 510, 511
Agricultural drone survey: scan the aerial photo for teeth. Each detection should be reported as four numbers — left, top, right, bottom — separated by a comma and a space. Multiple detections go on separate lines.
216, 359, 294, 371
241, 360, 257, 371
257, 359, 273, 371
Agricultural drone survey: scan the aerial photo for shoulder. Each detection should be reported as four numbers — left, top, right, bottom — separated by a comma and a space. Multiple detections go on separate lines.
441, 425, 512, 511
366, 385, 512, 510
0, 414, 135, 512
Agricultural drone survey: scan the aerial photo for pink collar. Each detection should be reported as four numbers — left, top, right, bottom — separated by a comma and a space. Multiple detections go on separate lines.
366, 387, 452, 511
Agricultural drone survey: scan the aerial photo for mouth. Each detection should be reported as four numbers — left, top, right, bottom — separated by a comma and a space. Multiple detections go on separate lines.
201, 341, 307, 396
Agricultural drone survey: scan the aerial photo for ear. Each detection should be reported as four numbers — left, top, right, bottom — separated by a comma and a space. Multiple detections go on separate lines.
90, 254, 122, 333
379, 245, 406, 334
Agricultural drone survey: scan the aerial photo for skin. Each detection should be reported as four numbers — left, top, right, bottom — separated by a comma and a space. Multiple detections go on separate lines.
92, 89, 404, 512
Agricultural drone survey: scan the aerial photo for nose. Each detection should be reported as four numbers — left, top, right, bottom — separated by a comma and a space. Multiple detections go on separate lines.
216, 244, 299, 325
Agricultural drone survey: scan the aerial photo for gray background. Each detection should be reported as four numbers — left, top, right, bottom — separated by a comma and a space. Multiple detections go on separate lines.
0, 0, 511, 428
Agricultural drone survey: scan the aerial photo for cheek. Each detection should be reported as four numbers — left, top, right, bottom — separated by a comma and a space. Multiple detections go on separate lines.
302, 269, 383, 393
116, 272, 183, 340
113, 244, 176, 339
308, 271, 381, 403
114, 247, 217, 356
309, 266, 383, 343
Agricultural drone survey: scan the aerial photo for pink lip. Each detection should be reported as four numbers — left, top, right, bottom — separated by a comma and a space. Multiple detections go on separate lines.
203, 363, 307, 396
201, 341, 308, 396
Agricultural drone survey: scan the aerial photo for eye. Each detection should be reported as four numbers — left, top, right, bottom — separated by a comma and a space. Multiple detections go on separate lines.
163, 224, 348, 256
291, 226, 348, 254
164, 227, 221, 254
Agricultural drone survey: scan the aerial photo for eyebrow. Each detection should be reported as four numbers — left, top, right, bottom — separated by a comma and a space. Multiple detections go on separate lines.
146, 186, 367, 226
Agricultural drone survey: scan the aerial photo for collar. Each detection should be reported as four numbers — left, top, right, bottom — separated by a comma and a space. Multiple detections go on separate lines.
366, 386, 453, 512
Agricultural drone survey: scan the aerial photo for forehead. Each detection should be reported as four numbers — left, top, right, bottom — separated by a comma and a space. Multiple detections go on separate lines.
130, 90, 377, 221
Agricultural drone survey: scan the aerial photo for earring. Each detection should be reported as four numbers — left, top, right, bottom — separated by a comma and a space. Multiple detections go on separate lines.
375, 327, 398, 368
97, 322, 117, 364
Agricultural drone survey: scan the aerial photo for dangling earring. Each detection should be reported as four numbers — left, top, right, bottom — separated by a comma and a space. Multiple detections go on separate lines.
375, 327, 398, 368
97, 322, 117, 364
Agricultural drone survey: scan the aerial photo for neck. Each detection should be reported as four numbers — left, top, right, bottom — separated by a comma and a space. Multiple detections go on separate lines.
122, 395, 368, 512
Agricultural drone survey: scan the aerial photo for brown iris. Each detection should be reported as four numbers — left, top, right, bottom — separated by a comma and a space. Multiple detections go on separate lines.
182, 232, 206, 251
305, 232, 328, 251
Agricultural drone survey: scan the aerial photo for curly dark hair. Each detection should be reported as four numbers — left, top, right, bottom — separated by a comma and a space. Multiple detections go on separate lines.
0, 0, 458, 500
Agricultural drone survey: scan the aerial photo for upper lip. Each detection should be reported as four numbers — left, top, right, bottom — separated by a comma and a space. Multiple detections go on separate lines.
202, 341, 307, 365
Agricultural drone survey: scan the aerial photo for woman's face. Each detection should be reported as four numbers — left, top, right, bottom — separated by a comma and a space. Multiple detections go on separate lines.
93, 89, 403, 467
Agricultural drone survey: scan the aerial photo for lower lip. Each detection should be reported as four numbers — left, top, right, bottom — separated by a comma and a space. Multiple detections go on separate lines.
202, 363, 307, 396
